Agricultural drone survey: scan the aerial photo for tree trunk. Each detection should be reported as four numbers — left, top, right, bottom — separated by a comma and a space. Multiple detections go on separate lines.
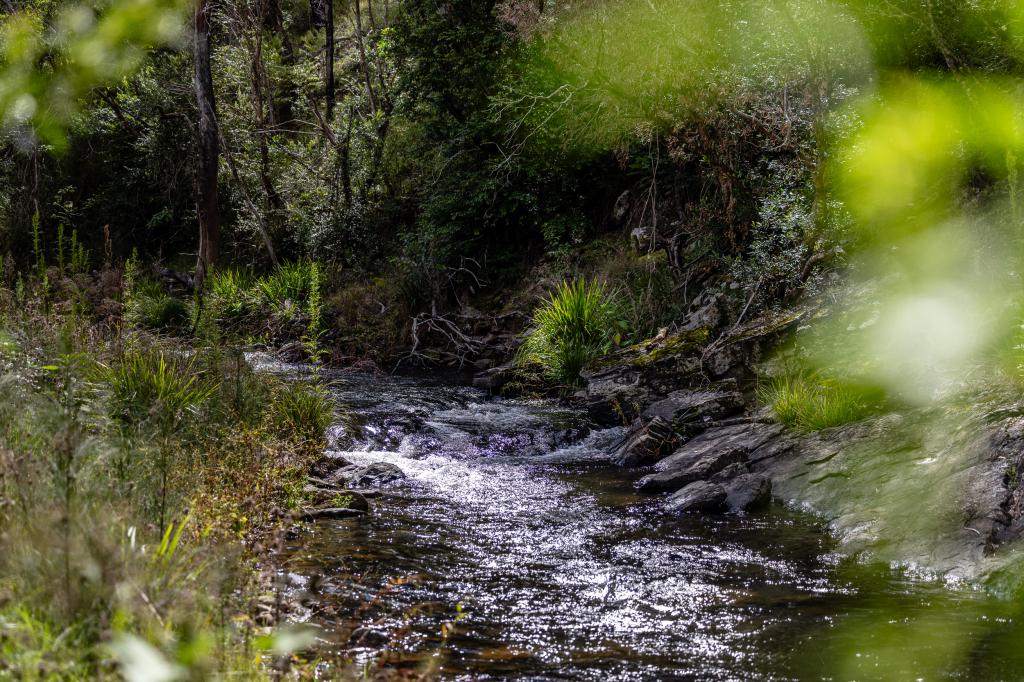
194, 0, 220, 293
353, 0, 377, 114
325, 0, 335, 119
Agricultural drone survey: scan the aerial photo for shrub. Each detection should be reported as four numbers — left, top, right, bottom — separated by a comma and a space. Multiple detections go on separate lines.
271, 381, 334, 442
516, 278, 622, 388
758, 369, 883, 432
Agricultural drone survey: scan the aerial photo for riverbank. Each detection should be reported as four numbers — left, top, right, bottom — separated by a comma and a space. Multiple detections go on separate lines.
0, 281, 336, 678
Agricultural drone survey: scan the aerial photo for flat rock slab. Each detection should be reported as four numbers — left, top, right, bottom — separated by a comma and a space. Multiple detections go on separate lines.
636, 422, 784, 492
637, 448, 746, 492
301, 507, 367, 521
666, 481, 727, 513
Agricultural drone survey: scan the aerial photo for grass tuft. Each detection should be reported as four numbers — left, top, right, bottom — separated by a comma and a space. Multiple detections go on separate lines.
516, 278, 624, 388
272, 381, 335, 442
100, 350, 217, 430
758, 369, 883, 432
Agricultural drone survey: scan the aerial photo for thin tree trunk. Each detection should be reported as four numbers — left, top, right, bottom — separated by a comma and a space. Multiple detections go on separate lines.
194, 0, 220, 293
366, 0, 377, 29
353, 0, 377, 114
325, 0, 335, 119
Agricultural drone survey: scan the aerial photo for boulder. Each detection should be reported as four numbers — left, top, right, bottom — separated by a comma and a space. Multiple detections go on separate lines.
331, 462, 406, 488
642, 388, 744, 433
636, 422, 784, 492
611, 417, 676, 467
666, 481, 727, 513
472, 364, 516, 393
578, 329, 710, 425
308, 453, 352, 480
724, 474, 772, 513
303, 486, 371, 512
637, 449, 746, 492
709, 462, 750, 483
301, 506, 366, 521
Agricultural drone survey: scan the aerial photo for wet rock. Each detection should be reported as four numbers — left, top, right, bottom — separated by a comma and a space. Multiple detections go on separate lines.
724, 474, 772, 513
350, 626, 392, 647
666, 481, 727, 513
636, 423, 783, 492
300, 506, 366, 521
747, 435, 796, 465
637, 448, 746, 492
337, 462, 406, 488
277, 341, 309, 363
308, 453, 352, 480
578, 329, 710, 425
642, 388, 744, 434
612, 417, 675, 467
709, 462, 750, 483
349, 358, 382, 374
473, 364, 516, 393
303, 486, 371, 512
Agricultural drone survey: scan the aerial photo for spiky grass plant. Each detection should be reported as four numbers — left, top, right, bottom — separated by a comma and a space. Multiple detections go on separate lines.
272, 381, 335, 442
124, 279, 190, 332
100, 350, 217, 430
207, 268, 256, 318
255, 261, 316, 311
517, 278, 622, 388
758, 369, 883, 432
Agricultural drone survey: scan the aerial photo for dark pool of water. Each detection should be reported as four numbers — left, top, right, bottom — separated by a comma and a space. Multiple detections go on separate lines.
279, 371, 1024, 680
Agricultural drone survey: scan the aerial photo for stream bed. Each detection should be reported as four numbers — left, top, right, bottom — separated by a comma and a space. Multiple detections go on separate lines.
279, 371, 1024, 680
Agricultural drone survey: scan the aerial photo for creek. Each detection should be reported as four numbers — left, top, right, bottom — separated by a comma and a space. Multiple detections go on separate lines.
279, 371, 1024, 680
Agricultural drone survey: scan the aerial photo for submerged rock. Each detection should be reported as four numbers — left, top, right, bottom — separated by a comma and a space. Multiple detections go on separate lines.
611, 416, 675, 467
666, 481, 727, 513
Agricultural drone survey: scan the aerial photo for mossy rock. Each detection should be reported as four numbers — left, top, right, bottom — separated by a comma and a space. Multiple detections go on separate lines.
588, 327, 711, 371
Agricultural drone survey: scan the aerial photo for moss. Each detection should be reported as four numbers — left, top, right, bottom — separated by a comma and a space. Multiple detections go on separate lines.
630, 328, 711, 366
727, 308, 807, 344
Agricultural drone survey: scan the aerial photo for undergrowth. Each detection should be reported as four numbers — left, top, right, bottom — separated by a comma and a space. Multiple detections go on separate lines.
0, 267, 339, 679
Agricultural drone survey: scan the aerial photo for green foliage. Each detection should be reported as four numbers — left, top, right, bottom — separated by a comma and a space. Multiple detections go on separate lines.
125, 279, 189, 331
255, 261, 316, 312
68, 229, 88, 274
517, 278, 622, 388
0, 0, 186, 146
758, 369, 883, 432
271, 381, 334, 443
100, 350, 216, 430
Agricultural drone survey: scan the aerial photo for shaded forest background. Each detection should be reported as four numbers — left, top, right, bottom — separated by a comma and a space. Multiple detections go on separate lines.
3, 0, 1023, 358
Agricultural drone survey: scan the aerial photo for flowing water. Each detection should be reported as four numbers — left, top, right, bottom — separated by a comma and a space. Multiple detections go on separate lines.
278, 371, 1024, 680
